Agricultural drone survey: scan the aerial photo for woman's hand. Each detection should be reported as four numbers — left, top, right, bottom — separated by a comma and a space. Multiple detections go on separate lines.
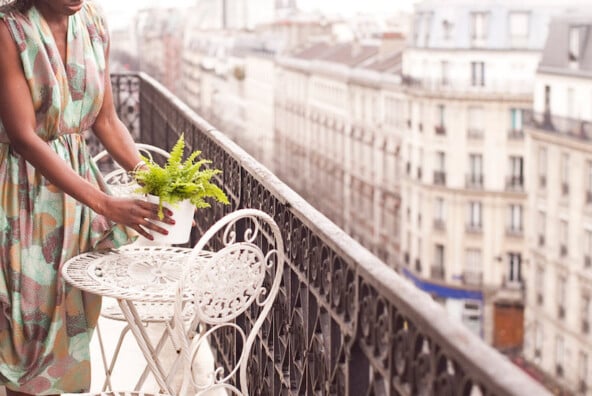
101, 196, 175, 241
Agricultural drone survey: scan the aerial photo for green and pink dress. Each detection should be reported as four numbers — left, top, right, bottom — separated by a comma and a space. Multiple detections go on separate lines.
0, 2, 129, 393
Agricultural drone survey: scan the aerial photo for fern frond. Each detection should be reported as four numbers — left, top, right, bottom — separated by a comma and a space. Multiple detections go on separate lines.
131, 133, 229, 219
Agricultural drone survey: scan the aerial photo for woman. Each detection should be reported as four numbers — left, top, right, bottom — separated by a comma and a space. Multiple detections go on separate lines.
0, 0, 174, 394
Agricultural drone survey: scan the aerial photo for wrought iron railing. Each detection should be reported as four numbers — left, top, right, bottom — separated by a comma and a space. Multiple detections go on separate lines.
107, 72, 550, 395
525, 110, 592, 141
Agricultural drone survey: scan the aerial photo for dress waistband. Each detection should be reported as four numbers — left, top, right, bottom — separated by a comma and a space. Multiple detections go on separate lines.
0, 131, 84, 144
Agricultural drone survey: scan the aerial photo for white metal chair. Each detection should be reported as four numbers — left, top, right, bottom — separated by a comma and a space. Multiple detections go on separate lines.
92, 144, 182, 391
170, 208, 285, 395
82, 209, 285, 396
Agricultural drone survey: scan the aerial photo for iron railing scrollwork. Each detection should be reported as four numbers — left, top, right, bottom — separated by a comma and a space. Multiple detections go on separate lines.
106, 72, 551, 396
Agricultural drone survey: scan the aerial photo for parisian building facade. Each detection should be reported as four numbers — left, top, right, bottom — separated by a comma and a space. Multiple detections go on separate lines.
129, 0, 592, 392
523, 13, 592, 394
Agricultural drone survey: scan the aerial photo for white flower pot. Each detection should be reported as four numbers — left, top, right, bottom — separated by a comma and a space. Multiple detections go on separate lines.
141, 194, 195, 245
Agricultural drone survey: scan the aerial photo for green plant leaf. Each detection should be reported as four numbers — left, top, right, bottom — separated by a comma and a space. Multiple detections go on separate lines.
131, 133, 229, 219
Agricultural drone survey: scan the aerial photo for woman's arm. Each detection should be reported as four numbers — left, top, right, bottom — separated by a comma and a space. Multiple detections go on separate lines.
0, 22, 172, 240
92, 41, 144, 172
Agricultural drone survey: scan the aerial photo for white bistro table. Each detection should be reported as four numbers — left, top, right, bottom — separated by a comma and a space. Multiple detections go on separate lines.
61, 246, 212, 394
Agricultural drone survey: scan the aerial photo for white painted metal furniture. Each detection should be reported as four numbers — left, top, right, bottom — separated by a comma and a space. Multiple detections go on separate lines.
93, 143, 170, 199
71, 208, 284, 396
171, 208, 285, 395
92, 144, 180, 391
62, 245, 211, 394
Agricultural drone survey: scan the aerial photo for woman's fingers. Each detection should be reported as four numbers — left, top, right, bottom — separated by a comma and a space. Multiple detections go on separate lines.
133, 223, 154, 240
132, 200, 175, 238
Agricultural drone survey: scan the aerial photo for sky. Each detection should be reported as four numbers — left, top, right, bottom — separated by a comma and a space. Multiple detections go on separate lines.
297, 0, 417, 15
101, 0, 418, 17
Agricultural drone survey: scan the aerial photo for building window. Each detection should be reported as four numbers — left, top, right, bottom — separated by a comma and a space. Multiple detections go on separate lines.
535, 264, 544, 305
416, 148, 423, 180
538, 211, 546, 246
556, 335, 565, 377
507, 252, 521, 284
440, 60, 449, 86
434, 151, 446, 185
534, 322, 543, 360
507, 156, 524, 190
417, 238, 422, 272
471, 12, 489, 42
467, 201, 482, 232
586, 161, 592, 204
471, 61, 485, 86
435, 104, 446, 134
432, 244, 445, 279
507, 204, 523, 234
582, 293, 591, 334
462, 300, 482, 336
561, 153, 569, 195
580, 352, 588, 393
509, 108, 523, 137
467, 154, 483, 187
585, 230, 592, 268
538, 146, 547, 189
559, 220, 568, 257
464, 248, 482, 285
413, 14, 422, 45
569, 26, 584, 63
557, 276, 566, 318
434, 197, 445, 229
509, 12, 530, 41
442, 19, 453, 40
467, 106, 484, 138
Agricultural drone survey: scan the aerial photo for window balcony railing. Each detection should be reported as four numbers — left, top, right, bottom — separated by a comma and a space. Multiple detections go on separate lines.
507, 129, 524, 140
557, 305, 566, 319
466, 223, 483, 234
586, 190, 592, 204
401, 75, 533, 96
435, 125, 446, 135
505, 176, 524, 192
462, 270, 483, 286
430, 265, 445, 280
433, 219, 446, 230
506, 227, 523, 238
465, 174, 484, 189
105, 72, 548, 396
467, 128, 484, 139
525, 110, 592, 142
433, 171, 446, 186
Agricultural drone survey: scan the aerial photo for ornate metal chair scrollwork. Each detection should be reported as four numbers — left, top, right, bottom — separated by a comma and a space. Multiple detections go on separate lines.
80, 209, 284, 396
92, 144, 180, 391
169, 208, 285, 395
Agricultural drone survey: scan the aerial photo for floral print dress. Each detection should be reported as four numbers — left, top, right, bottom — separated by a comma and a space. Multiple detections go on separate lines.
0, 2, 129, 393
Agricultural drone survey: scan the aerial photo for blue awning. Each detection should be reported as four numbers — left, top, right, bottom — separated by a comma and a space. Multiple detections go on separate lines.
403, 268, 483, 301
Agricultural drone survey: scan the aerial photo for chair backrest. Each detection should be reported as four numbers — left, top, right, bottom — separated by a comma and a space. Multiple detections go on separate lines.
174, 209, 285, 396
93, 144, 170, 198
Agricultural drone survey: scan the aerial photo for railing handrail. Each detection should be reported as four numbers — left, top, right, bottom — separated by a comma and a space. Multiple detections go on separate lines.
115, 72, 550, 396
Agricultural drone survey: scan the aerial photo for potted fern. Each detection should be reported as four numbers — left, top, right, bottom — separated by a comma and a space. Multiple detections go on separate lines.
132, 133, 229, 244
